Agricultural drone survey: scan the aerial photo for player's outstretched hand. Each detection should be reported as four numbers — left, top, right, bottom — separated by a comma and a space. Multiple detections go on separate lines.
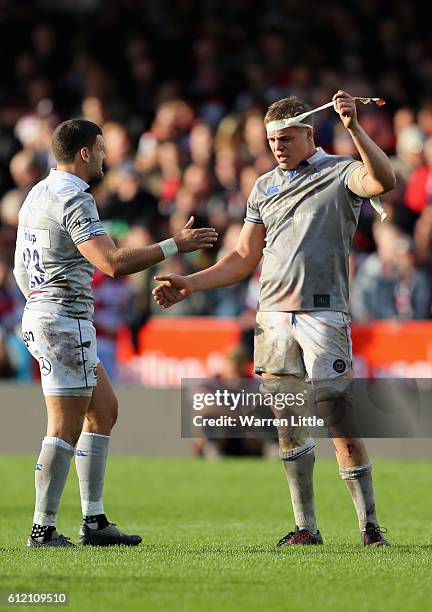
174, 216, 218, 253
152, 274, 192, 309
332, 90, 359, 130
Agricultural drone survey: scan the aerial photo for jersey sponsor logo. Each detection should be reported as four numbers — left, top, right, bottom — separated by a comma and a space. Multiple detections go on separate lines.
19, 226, 51, 248
76, 450, 88, 456
22, 331, 35, 347
71, 217, 99, 229
333, 359, 346, 374
39, 356, 52, 376
314, 294, 330, 307
294, 211, 316, 224
265, 186, 280, 195
25, 230, 37, 244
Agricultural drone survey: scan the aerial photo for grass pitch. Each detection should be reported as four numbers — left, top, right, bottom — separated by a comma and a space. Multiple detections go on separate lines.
0, 456, 431, 612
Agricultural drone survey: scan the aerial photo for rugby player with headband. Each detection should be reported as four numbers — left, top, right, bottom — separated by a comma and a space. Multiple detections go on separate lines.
265, 96, 388, 222
153, 90, 396, 547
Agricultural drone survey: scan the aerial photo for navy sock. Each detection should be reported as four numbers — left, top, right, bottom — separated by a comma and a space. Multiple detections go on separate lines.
83, 513, 109, 530
31, 524, 56, 542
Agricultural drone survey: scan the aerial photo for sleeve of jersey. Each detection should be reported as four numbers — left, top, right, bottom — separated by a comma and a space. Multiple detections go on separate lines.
338, 160, 364, 206
244, 184, 263, 224
63, 193, 107, 246
13, 239, 30, 299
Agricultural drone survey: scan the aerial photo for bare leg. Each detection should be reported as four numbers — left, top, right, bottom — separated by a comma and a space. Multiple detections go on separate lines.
332, 436, 369, 468
46, 395, 89, 446
83, 362, 118, 435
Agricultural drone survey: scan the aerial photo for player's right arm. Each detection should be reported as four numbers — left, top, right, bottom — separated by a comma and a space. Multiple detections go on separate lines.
77, 216, 218, 277
153, 220, 265, 309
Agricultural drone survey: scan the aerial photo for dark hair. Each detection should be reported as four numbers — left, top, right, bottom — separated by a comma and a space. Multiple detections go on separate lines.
52, 119, 102, 163
264, 96, 313, 127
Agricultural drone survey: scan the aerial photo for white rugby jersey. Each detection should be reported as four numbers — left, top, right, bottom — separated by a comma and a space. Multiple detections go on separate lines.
14, 169, 107, 320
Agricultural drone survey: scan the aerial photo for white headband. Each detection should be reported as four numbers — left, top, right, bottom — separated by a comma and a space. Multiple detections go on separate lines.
266, 118, 313, 134
266, 96, 385, 136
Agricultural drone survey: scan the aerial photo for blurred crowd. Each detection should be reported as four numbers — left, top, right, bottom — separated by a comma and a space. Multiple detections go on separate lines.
1, 0, 432, 381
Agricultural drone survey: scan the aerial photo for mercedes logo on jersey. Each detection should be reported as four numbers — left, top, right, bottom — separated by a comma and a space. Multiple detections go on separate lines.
39, 356, 52, 376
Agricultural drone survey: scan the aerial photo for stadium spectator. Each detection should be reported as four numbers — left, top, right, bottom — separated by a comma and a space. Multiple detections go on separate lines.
350, 222, 432, 320
210, 222, 249, 317
98, 161, 160, 229
404, 137, 432, 214
2, 0, 432, 381
0, 255, 30, 380
92, 268, 133, 381
118, 223, 156, 348
414, 206, 432, 267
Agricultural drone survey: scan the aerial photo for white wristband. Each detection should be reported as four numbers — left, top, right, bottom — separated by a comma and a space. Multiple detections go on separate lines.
158, 238, 179, 259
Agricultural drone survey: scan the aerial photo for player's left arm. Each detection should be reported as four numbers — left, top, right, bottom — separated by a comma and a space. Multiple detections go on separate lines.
333, 90, 396, 197
13, 238, 30, 299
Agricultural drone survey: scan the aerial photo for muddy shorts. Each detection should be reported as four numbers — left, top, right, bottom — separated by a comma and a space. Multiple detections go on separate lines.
254, 310, 352, 381
22, 309, 99, 396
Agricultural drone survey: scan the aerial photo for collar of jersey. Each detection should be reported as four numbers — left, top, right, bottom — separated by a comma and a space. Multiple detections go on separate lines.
48, 168, 90, 192
283, 147, 326, 174
305, 147, 326, 165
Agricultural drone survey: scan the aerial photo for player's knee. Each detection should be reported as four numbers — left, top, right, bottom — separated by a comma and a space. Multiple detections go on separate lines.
259, 374, 303, 396
48, 410, 86, 447
50, 424, 82, 448
279, 437, 315, 461
313, 377, 351, 403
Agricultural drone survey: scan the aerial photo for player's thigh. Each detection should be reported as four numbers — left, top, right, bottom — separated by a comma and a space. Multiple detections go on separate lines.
254, 311, 305, 376
294, 311, 352, 380
85, 362, 119, 432
45, 395, 90, 446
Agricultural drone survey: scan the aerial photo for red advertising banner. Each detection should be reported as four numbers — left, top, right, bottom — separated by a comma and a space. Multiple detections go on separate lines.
351, 321, 432, 378
117, 318, 432, 387
117, 318, 240, 386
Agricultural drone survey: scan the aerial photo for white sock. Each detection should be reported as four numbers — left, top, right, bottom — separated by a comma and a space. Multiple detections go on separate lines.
33, 436, 74, 532
340, 464, 378, 531
75, 432, 110, 522
283, 450, 318, 533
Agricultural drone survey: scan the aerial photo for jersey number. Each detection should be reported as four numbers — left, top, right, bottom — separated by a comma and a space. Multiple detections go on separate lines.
23, 247, 45, 289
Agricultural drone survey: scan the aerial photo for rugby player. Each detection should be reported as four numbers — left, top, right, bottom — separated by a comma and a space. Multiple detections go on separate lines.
13, 119, 218, 547
153, 91, 396, 546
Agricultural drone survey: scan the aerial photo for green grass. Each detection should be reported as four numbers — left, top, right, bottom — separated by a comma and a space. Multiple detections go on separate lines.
0, 456, 431, 612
